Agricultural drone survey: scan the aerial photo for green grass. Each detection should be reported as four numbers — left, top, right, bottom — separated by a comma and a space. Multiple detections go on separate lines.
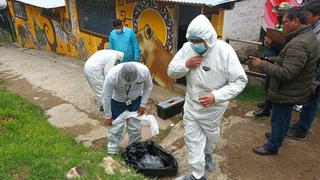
236, 83, 320, 118
0, 78, 5, 85
0, 88, 144, 179
150, 126, 173, 144
236, 83, 265, 102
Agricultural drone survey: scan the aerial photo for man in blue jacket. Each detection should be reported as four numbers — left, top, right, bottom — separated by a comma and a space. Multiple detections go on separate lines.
109, 19, 140, 62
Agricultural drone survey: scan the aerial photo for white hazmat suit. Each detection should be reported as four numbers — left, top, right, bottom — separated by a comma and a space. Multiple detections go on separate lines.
167, 15, 247, 179
84, 50, 124, 105
102, 62, 153, 154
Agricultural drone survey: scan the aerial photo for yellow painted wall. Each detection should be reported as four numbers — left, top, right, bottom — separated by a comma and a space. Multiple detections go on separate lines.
7, 0, 105, 60
211, 9, 225, 39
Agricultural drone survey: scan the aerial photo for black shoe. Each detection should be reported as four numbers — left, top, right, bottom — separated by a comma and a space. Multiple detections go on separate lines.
99, 105, 104, 112
287, 129, 307, 141
205, 153, 214, 172
256, 102, 265, 109
253, 109, 270, 117
252, 145, 277, 156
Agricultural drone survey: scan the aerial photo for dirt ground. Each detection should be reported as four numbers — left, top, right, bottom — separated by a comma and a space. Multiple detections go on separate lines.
220, 103, 320, 180
1, 44, 320, 179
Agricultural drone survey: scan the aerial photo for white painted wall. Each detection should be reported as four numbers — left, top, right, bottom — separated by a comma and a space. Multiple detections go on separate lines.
222, 0, 265, 54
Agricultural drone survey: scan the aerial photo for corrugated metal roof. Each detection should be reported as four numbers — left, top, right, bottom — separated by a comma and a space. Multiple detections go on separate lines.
16, 0, 65, 9
156, 0, 237, 6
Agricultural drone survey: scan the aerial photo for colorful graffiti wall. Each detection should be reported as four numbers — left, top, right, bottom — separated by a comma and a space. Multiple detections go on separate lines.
7, 0, 107, 60
116, 0, 175, 89
8, 0, 225, 89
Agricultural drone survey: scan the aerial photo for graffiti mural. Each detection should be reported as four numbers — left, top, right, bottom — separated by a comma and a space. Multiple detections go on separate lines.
17, 24, 30, 47
66, 0, 89, 60
8, 0, 91, 60
52, 19, 68, 44
33, 19, 48, 48
137, 24, 173, 89
23, 20, 40, 49
132, 0, 174, 52
120, 0, 174, 89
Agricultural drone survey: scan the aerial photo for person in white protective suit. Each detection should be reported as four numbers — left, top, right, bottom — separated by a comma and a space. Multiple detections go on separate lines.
167, 15, 248, 180
102, 62, 153, 154
84, 50, 124, 111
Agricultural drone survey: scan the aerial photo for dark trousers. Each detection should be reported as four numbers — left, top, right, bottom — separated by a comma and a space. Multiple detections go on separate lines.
111, 96, 141, 120
266, 103, 293, 152
296, 86, 320, 135
263, 75, 272, 111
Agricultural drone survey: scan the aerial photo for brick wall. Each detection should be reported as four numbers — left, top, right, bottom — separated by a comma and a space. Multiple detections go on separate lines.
222, 0, 265, 56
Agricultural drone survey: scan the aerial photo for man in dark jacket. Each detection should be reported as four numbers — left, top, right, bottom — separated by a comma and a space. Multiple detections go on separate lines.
251, 7, 318, 155
287, 0, 320, 140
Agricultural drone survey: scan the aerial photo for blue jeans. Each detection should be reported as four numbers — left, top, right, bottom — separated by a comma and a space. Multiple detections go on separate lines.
295, 86, 320, 135
266, 103, 293, 152
111, 96, 142, 120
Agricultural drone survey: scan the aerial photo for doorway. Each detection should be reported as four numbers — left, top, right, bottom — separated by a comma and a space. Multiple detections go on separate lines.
175, 5, 204, 85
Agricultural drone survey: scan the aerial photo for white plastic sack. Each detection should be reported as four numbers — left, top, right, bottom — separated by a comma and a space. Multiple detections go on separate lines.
112, 110, 159, 137
127, 112, 159, 136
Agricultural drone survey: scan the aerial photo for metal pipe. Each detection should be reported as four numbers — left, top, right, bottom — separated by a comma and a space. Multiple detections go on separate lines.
225, 38, 263, 46
245, 71, 266, 79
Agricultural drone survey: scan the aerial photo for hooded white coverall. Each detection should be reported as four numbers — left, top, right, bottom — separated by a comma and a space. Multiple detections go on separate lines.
167, 15, 247, 179
102, 62, 153, 154
84, 50, 124, 105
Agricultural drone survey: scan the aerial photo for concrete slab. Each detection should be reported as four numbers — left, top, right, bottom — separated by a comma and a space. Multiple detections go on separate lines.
76, 125, 108, 142
47, 103, 100, 128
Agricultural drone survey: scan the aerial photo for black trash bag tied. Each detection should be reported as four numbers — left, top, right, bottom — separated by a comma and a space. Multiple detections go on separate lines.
122, 141, 178, 177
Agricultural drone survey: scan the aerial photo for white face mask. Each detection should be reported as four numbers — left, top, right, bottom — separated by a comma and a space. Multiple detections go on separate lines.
116, 28, 122, 33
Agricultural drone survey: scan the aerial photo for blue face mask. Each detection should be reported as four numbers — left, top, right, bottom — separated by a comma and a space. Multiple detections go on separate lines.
191, 42, 207, 54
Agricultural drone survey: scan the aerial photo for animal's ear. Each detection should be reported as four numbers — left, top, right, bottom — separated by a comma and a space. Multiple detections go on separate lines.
144, 24, 153, 39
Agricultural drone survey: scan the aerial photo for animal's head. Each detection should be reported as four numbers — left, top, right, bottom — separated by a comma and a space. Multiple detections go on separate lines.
136, 24, 162, 66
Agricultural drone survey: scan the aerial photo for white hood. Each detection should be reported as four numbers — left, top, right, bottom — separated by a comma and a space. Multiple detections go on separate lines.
0, 0, 7, 9
186, 14, 217, 48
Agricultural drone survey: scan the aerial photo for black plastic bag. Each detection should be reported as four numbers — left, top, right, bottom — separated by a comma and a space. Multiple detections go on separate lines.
122, 141, 178, 177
